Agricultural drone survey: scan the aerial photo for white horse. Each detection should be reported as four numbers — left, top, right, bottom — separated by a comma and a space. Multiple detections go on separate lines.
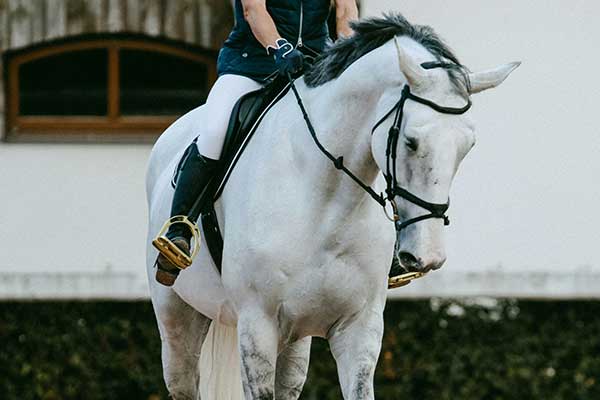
145, 15, 518, 400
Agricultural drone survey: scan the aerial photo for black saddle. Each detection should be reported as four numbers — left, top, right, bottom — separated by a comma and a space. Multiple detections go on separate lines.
200, 75, 292, 269
216, 75, 291, 196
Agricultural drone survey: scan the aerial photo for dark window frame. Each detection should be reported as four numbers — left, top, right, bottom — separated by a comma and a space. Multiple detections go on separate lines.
4, 35, 217, 142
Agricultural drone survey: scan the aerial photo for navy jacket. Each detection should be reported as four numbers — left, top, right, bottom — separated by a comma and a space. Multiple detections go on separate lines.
218, 0, 331, 82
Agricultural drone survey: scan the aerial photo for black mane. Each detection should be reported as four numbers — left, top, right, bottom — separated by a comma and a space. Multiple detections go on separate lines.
304, 13, 470, 94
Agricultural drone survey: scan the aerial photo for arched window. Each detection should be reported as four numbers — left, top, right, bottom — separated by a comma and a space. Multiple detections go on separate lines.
4, 35, 217, 141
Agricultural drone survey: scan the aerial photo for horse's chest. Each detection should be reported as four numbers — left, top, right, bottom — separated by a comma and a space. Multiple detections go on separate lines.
224, 241, 387, 336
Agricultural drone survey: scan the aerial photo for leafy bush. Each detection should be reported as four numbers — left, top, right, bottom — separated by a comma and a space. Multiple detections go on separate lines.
1, 300, 598, 399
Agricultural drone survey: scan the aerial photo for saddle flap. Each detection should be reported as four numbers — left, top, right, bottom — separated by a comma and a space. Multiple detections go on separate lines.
221, 88, 266, 157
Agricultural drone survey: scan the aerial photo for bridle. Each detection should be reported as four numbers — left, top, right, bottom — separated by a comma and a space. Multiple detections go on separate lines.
373, 84, 472, 229
288, 39, 472, 233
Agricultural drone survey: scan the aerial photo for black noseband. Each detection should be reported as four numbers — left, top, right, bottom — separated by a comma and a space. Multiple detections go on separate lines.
391, 186, 450, 230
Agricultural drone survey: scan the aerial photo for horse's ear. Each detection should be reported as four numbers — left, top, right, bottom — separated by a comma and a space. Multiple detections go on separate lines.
468, 62, 521, 94
394, 38, 427, 87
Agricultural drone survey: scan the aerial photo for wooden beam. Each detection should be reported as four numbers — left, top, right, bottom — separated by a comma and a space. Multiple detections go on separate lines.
107, 44, 119, 121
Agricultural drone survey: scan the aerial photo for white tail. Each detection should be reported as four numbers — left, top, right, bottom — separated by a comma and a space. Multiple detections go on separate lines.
199, 321, 244, 400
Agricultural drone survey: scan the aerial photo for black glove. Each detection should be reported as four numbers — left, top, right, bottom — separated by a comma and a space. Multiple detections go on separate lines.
267, 38, 304, 76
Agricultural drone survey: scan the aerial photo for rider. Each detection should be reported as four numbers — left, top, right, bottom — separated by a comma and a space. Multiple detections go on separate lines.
154, 0, 359, 286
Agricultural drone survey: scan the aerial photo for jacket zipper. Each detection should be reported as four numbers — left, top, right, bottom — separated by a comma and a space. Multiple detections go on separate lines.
297, 1, 304, 48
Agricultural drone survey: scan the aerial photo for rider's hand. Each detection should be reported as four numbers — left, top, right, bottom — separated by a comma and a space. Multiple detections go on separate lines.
267, 38, 304, 76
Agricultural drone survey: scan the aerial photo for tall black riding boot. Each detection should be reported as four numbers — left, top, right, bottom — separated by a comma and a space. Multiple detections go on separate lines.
154, 143, 218, 286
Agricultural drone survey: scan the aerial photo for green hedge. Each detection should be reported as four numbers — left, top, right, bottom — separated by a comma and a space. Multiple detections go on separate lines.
1, 300, 599, 399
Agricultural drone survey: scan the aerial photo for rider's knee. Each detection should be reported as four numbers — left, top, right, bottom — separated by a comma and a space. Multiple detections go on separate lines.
201, 120, 228, 143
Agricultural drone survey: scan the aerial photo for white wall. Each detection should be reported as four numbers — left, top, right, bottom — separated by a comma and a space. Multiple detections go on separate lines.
0, 144, 151, 279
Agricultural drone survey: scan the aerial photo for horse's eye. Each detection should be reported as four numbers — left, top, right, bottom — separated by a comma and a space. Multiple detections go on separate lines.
404, 137, 418, 152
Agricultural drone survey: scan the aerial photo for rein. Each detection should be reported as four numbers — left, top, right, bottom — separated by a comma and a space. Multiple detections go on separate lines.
288, 80, 387, 208
288, 77, 471, 231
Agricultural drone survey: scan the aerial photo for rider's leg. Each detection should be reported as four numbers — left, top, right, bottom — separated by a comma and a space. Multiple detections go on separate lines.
170, 73, 263, 230
155, 75, 262, 285
194, 74, 263, 160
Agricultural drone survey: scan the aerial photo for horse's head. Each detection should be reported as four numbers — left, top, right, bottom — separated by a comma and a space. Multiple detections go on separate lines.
371, 35, 519, 273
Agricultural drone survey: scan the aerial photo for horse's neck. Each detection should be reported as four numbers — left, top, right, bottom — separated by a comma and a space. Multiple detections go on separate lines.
290, 42, 402, 222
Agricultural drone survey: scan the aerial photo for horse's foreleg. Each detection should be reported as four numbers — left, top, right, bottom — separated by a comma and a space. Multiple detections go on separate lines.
152, 287, 211, 400
328, 309, 384, 400
237, 308, 279, 399
274, 337, 312, 400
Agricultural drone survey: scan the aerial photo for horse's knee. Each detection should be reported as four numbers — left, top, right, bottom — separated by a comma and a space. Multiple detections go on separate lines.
348, 361, 376, 399
275, 338, 311, 399
161, 340, 201, 400
166, 378, 199, 400
237, 310, 279, 399
328, 313, 383, 400
275, 370, 306, 400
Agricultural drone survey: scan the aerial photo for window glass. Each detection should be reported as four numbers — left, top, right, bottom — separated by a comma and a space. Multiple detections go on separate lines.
19, 49, 108, 116
119, 49, 208, 116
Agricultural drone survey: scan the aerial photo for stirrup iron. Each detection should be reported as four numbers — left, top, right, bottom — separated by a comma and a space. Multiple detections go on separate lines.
152, 216, 201, 270
388, 271, 426, 289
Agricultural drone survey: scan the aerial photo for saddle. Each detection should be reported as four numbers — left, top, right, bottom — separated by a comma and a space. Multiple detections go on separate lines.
198, 75, 291, 270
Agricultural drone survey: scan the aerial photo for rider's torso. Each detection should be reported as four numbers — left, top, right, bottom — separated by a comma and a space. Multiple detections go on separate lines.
218, 0, 331, 81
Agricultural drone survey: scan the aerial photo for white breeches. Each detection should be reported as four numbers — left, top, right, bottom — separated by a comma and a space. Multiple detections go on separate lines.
195, 74, 263, 159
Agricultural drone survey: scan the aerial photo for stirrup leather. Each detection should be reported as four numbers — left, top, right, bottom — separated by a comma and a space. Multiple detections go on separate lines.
388, 271, 426, 289
152, 216, 201, 270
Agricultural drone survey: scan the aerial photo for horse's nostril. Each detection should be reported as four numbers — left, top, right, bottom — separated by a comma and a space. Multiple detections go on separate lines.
399, 252, 423, 272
